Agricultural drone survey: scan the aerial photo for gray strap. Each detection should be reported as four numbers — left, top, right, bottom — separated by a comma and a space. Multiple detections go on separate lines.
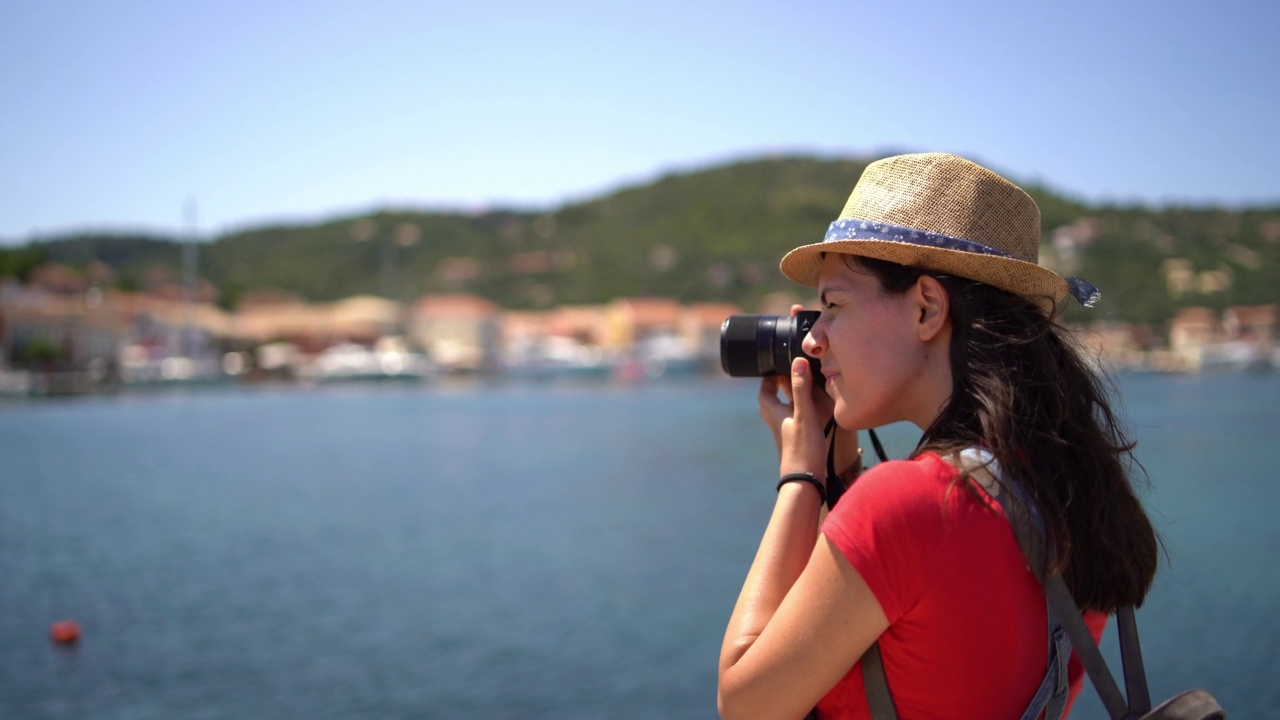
970, 449, 1148, 720
1117, 606, 1152, 714
858, 450, 1153, 720
958, 449, 1052, 581
1043, 575, 1132, 718
860, 642, 899, 720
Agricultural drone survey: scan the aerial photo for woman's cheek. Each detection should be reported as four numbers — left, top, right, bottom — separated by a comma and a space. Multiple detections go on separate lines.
830, 381, 857, 427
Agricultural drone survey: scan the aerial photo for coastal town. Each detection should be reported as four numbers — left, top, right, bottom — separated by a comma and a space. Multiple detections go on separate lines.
1, 259, 1276, 396
0, 260, 741, 395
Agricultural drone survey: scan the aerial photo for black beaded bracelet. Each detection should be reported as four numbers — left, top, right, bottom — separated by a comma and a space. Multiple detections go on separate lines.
777, 472, 826, 504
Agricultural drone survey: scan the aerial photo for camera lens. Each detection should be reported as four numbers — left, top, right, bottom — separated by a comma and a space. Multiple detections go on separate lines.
719, 312, 821, 377
720, 314, 774, 377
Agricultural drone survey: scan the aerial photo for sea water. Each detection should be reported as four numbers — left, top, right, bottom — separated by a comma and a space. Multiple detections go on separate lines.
1, 374, 1276, 718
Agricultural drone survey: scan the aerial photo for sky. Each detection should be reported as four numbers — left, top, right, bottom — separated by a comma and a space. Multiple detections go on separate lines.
2, 0, 1277, 242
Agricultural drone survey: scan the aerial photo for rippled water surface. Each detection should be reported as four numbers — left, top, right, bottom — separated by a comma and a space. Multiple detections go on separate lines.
1, 374, 1276, 718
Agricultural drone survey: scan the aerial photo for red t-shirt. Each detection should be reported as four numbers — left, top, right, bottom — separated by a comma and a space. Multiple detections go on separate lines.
818, 452, 1107, 719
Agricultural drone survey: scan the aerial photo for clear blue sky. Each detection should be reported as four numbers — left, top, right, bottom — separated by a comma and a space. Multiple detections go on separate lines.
2, 0, 1277, 242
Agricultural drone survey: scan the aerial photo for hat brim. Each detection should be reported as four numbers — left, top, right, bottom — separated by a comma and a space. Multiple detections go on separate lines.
780, 239, 1069, 309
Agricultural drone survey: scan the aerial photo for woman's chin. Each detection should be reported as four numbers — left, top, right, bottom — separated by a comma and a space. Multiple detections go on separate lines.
833, 403, 880, 433
832, 402, 855, 429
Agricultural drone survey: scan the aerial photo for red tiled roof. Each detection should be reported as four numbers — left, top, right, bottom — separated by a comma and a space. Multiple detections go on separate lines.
611, 297, 682, 327
412, 294, 499, 317
687, 302, 742, 327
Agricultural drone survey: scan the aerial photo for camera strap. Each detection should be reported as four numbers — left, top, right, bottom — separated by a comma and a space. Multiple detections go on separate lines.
868, 428, 889, 464
824, 419, 844, 510
822, 420, 890, 511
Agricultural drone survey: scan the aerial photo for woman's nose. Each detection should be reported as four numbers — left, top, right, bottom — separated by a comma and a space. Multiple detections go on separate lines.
802, 319, 825, 357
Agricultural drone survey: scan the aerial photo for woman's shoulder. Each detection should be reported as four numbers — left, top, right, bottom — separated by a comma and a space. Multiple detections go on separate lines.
829, 452, 964, 525
848, 452, 960, 496
822, 451, 1013, 626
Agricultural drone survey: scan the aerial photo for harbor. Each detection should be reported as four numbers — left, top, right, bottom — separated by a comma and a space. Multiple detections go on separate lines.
0, 272, 743, 395
3, 267, 1278, 398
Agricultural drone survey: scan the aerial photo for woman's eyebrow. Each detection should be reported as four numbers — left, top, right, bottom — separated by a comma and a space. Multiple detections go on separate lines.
819, 285, 847, 305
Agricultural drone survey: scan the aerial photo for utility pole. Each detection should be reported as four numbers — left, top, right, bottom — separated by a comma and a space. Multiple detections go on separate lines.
182, 197, 199, 359
393, 222, 421, 301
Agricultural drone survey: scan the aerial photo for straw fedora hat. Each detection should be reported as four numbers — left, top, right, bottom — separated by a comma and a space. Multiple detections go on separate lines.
779, 153, 1098, 309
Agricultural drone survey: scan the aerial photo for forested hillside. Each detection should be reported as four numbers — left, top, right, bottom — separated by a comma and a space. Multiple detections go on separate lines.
5, 155, 1277, 327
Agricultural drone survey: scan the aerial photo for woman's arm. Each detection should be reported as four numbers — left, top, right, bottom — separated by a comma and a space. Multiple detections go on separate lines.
718, 532, 888, 720
717, 357, 889, 719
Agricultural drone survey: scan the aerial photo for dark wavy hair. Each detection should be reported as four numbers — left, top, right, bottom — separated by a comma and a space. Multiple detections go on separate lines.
849, 255, 1159, 612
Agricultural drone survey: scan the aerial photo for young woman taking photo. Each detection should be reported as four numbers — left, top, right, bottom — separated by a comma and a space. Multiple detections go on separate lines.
717, 153, 1159, 719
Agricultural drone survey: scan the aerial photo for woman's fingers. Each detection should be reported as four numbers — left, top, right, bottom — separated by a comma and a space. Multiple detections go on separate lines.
777, 357, 829, 475
758, 376, 787, 453
758, 369, 795, 408
758, 376, 780, 414
759, 360, 830, 470
787, 303, 831, 415
789, 357, 816, 421
777, 371, 795, 405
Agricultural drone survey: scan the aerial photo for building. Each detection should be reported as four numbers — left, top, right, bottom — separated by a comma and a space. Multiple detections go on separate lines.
234, 294, 404, 352
0, 281, 124, 391
1223, 305, 1277, 346
683, 302, 743, 366
409, 294, 500, 372
603, 298, 683, 352
1165, 306, 1221, 372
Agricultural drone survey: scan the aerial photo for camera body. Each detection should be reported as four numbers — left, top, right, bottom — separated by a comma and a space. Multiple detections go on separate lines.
719, 311, 822, 378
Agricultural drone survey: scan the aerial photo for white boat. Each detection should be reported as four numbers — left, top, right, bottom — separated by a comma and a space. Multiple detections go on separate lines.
299, 341, 435, 383
501, 336, 613, 381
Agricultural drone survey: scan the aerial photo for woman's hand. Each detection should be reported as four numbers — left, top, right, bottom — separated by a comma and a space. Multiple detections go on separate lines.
723, 315, 885, 720
758, 306, 836, 478
759, 357, 832, 478
758, 305, 865, 485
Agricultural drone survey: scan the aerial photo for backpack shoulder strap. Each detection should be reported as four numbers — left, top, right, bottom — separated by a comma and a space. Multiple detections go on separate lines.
857, 449, 1222, 720
856, 450, 1077, 720
861, 642, 898, 720
960, 449, 1154, 720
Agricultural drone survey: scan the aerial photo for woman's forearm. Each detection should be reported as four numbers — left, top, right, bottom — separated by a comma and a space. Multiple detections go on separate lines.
719, 483, 824, 673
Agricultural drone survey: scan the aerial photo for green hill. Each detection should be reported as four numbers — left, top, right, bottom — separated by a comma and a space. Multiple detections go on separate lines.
6, 155, 1279, 327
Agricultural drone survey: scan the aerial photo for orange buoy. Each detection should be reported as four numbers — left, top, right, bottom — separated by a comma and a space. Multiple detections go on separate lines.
49, 620, 81, 645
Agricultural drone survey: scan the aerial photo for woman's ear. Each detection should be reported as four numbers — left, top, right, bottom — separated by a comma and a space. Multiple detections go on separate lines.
911, 275, 950, 342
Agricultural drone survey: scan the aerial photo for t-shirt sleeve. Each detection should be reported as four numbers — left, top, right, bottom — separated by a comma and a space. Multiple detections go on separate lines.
820, 455, 957, 623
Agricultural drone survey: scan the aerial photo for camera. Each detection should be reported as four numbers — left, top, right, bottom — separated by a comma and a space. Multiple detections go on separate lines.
719, 311, 822, 378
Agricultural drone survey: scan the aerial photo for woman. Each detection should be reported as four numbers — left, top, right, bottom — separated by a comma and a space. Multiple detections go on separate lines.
717, 153, 1158, 719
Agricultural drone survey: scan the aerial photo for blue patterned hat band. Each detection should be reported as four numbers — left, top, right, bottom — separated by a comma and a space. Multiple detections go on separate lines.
1065, 278, 1101, 308
823, 219, 1101, 308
